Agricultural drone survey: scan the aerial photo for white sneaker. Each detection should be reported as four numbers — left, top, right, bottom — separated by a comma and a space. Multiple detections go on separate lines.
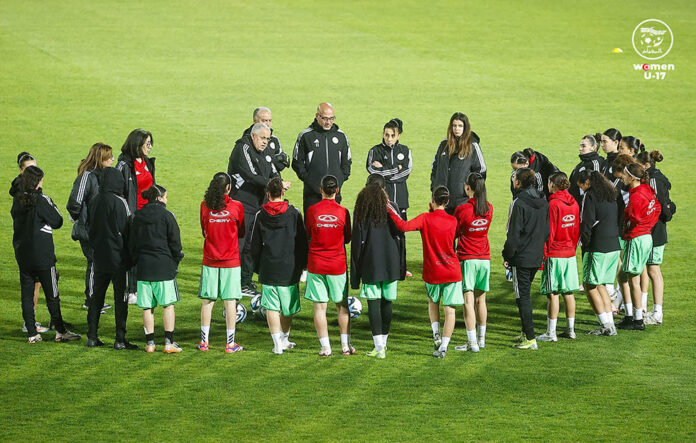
28, 334, 42, 343
21, 322, 50, 333
559, 329, 577, 339
644, 311, 663, 325
536, 332, 558, 342
477, 339, 485, 349
272, 347, 283, 355
55, 330, 81, 342
454, 342, 480, 352
127, 293, 137, 304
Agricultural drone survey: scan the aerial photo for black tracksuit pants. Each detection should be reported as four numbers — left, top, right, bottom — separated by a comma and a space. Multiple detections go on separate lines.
89, 270, 128, 341
19, 266, 66, 336
512, 266, 538, 340
79, 239, 95, 304
239, 203, 259, 287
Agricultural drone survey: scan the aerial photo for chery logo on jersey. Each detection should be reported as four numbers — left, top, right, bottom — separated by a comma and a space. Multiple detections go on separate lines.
317, 214, 340, 228
209, 210, 233, 223
561, 214, 576, 228
469, 218, 489, 232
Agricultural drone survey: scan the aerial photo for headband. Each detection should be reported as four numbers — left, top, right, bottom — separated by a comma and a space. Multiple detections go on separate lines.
624, 166, 640, 180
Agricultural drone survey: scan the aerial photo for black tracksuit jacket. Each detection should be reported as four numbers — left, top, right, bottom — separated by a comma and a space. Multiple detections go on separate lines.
129, 201, 184, 281
227, 133, 280, 209
248, 202, 308, 286
430, 132, 486, 210
291, 120, 352, 197
509, 151, 558, 198
502, 187, 550, 268
88, 169, 132, 273
569, 151, 607, 205
115, 153, 156, 213
579, 190, 620, 255
366, 142, 412, 209
648, 166, 676, 247
67, 168, 101, 242
242, 125, 287, 173
12, 189, 63, 270
9, 175, 21, 197
350, 202, 406, 289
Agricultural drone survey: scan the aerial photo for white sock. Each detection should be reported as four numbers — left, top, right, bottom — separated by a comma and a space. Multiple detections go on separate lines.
625, 302, 633, 317
567, 317, 575, 331
200, 325, 210, 343
283, 331, 291, 346
271, 332, 284, 351
599, 312, 611, 328
641, 292, 648, 311
381, 334, 388, 348
606, 283, 615, 294
431, 322, 440, 336
319, 336, 330, 349
595, 314, 602, 325
226, 329, 235, 345
478, 325, 486, 341
439, 336, 450, 351
372, 335, 383, 352
466, 329, 476, 343
654, 304, 662, 314
548, 317, 557, 335
634, 308, 643, 321
340, 333, 350, 347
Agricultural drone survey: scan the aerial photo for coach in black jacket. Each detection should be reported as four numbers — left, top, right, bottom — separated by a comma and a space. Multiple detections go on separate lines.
241, 107, 289, 173
503, 168, 550, 345
292, 102, 352, 214
366, 142, 412, 215
87, 168, 135, 349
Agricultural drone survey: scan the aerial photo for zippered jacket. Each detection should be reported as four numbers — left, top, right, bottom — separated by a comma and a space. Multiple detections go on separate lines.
579, 190, 620, 255
502, 187, 550, 268
545, 189, 579, 258
129, 201, 183, 281
66, 168, 100, 241
116, 153, 156, 213
430, 132, 486, 211
647, 166, 675, 246
200, 195, 245, 268
623, 183, 660, 240
12, 189, 63, 270
366, 142, 412, 209
242, 125, 287, 172
305, 198, 351, 275
569, 151, 606, 205
454, 198, 493, 260
228, 133, 280, 209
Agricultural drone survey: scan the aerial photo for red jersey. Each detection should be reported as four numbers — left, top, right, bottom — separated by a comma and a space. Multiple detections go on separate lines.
623, 183, 660, 239
134, 159, 154, 210
200, 195, 245, 267
306, 199, 351, 275
545, 189, 580, 258
389, 206, 461, 284
454, 198, 493, 261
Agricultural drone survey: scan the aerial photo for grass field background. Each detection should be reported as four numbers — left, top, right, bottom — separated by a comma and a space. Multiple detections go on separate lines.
1, 1, 695, 441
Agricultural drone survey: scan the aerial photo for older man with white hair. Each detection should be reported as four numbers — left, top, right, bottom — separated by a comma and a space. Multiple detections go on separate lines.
241, 107, 289, 173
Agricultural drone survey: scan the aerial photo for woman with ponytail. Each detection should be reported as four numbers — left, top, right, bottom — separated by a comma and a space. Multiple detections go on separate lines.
509, 148, 558, 198
636, 150, 676, 325
452, 172, 492, 352
430, 113, 486, 213
569, 134, 607, 205
619, 136, 645, 158
600, 128, 622, 180
130, 184, 184, 353
197, 172, 246, 353
576, 170, 621, 335
615, 163, 660, 331
11, 166, 81, 343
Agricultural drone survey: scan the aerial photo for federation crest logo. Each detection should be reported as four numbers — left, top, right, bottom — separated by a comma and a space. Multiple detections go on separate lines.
265, 155, 272, 163
270, 142, 275, 149
632, 19, 673, 60
397, 153, 405, 161
332, 137, 339, 144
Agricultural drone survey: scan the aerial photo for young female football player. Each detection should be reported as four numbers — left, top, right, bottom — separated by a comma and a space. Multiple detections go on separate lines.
569, 135, 606, 205
509, 148, 558, 198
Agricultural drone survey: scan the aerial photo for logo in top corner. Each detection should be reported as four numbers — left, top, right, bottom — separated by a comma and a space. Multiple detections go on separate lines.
632, 19, 673, 60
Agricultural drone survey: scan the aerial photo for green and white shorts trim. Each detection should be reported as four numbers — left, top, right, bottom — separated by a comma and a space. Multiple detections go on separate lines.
622, 234, 652, 275
137, 279, 180, 309
582, 251, 620, 285
425, 281, 464, 306
360, 281, 397, 301
460, 259, 490, 292
541, 256, 579, 295
647, 244, 665, 266
262, 284, 301, 316
198, 266, 242, 301
304, 272, 347, 304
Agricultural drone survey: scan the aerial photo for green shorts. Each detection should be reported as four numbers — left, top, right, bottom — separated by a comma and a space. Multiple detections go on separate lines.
541, 257, 579, 295
647, 244, 665, 266
622, 235, 652, 275
360, 281, 397, 301
460, 259, 490, 292
261, 284, 301, 316
137, 279, 180, 309
618, 236, 626, 251
198, 266, 242, 301
304, 272, 347, 304
425, 281, 464, 306
582, 251, 620, 285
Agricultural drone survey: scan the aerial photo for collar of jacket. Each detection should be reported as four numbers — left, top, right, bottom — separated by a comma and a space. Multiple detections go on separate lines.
381, 141, 398, 149
579, 151, 599, 162
310, 120, 338, 133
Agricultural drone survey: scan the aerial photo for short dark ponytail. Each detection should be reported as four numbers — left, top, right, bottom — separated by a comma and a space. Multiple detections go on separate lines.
321, 175, 338, 196
141, 184, 167, 203
432, 185, 450, 207
18, 166, 44, 207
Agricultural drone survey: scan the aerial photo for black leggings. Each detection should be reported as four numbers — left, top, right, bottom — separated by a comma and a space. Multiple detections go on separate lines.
19, 266, 66, 336
512, 266, 538, 340
367, 298, 393, 336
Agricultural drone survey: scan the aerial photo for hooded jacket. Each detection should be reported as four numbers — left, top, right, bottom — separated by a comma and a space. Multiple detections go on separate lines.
12, 188, 63, 270
129, 200, 183, 281
350, 201, 406, 289
116, 152, 156, 213
67, 168, 101, 242
545, 189, 580, 258
454, 198, 493, 261
9, 175, 21, 197
228, 133, 280, 209
569, 151, 606, 205
200, 195, 245, 268
88, 168, 132, 273
242, 124, 287, 172
430, 132, 486, 211
366, 142, 412, 209
623, 183, 660, 240
249, 200, 308, 286
292, 120, 352, 197
509, 151, 558, 198
579, 189, 620, 255
305, 198, 351, 275
502, 187, 550, 268
648, 166, 675, 246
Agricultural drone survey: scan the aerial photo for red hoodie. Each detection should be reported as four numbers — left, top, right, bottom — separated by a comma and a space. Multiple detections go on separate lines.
623, 183, 660, 239
545, 189, 580, 258
200, 195, 245, 267
263, 200, 288, 215
389, 206, 461, 284
454, 198, 493, 260
306, 198, 351, 275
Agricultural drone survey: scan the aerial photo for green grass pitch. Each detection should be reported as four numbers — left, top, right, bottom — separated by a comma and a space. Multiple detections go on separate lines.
1, 1, 695, 440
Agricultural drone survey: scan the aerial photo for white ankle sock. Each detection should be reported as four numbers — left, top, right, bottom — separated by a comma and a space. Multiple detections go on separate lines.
634, 308, 643, 321
466, 329, 476, 343
567, 317, 575, 331
625, 302, 633, 317
431, 322, 440, 336
226, 329, 235, 345
319, 336, 330, 349
654, 304, 662, 314
372, 335, 383, 351
478, 325, 486, 340
271, 332, 284, 350
200, 325, 210, 342
439, 336, 450, 351
340, 333, 350, 347
641, 292, 648, 310
548, 317, 557, 335
381, 334, 388, 347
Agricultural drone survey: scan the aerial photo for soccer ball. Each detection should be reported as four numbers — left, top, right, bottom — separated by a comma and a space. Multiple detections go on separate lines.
347, 296, 362, 319
222, 303, 247, 324
250, 294, 262, 313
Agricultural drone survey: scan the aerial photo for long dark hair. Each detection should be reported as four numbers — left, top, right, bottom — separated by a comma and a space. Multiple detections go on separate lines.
466, 172, 488, 216
354, 183, 388, 226
576, 170, 616, 202
603, 128, 622, 143
621, 136, 645, 156
18, 166, 44, 207
446, 112, 472, 158
204, 172, 231, 211
121, 128, 153, 159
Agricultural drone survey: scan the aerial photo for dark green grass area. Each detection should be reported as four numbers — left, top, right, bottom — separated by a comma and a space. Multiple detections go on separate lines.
1, 1, 695, 440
